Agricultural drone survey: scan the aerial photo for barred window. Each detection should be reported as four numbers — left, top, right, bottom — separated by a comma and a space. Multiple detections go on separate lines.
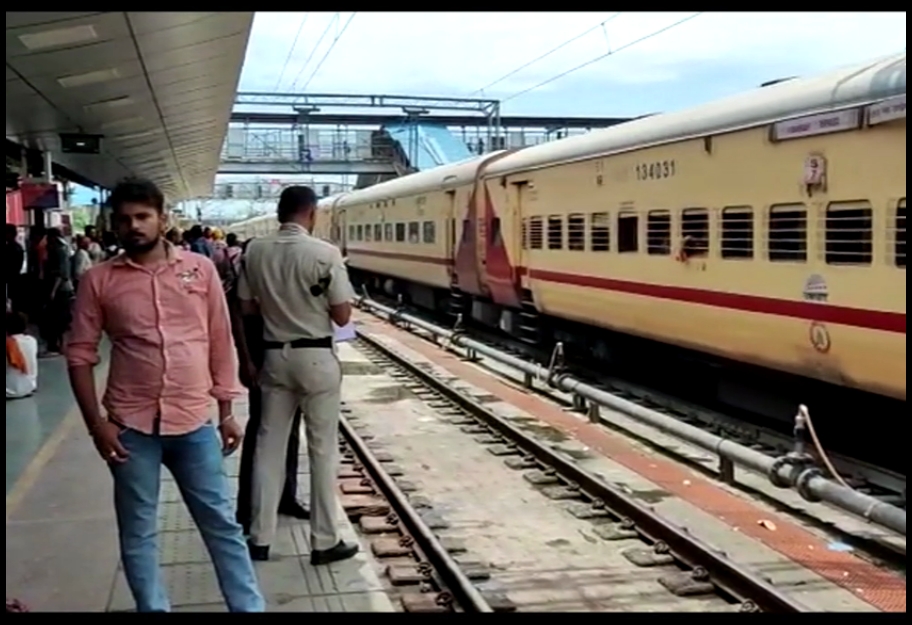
529, 217, 543, 250
646, 211, 671, 255
720, 207, 753, 259
768, 204, 807, 262
422, 221, 436, 244
547, 215, 563, 250
825, 201, 872, 266
590, 212, 610, 252
895, 199, 906, 268
681, 208, 709, 257
568, 214, 585, 251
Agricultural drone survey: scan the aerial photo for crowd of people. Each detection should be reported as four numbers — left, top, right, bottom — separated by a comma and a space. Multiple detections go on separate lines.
6, 223, 108, 398
8, 178, 356, 612
6, 220, 236, 396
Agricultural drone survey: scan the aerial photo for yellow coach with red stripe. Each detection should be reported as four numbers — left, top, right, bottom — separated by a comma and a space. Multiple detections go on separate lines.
236, 53, 906, 403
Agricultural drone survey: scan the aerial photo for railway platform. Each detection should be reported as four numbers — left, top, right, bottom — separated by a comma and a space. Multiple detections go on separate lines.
5, 352, 395, 612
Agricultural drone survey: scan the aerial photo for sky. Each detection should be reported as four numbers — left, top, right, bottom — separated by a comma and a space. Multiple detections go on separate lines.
71, 11, 907, 216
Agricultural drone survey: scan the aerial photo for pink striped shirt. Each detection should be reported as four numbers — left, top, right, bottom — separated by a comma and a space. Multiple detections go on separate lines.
65, 246, 243, 435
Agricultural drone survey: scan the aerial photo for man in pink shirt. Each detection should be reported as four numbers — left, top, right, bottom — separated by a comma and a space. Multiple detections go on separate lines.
65, 178, 264, 613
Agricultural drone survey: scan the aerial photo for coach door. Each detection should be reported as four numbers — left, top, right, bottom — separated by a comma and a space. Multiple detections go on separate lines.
476, 185, 488, 285
509, 180, 524, 268
444, 190, 457, 277
337, 208, 347, 255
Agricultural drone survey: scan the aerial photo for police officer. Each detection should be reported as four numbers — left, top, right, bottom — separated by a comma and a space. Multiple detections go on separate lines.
237, 186, 358, 565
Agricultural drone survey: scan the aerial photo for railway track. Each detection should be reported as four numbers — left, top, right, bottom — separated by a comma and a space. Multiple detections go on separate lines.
337, 417, 492, 613
353, 297, 905, 556
475, 331, 907, 513
338, 332, 813, 613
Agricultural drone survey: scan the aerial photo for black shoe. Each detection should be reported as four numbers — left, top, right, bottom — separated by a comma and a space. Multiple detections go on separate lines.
247, 541, 270, 561
310, 541, 359, 566
278, 500, 310, 520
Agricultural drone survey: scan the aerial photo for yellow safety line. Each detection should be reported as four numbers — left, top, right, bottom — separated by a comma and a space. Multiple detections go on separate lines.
5, 408, 81, 523
6, 364, 108, 523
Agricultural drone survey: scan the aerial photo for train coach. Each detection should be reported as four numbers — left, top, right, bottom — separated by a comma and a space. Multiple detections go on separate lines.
232, 53, 906, 407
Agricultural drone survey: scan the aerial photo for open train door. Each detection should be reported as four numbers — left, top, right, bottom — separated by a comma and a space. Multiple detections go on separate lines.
444, 189, 457, 281
333, 200, 347, 255
511, 178, 531, 276
475, 187, 488, 291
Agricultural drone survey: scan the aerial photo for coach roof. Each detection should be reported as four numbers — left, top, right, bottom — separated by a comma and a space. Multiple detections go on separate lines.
485, 52, 906, 177
335, 153, 500, 208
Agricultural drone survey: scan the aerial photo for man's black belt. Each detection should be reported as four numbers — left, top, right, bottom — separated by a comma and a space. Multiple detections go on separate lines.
263, 336, 333, 350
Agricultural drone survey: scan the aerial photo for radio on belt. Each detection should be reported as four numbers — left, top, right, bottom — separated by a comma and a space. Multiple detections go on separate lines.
310, 274, 331, 297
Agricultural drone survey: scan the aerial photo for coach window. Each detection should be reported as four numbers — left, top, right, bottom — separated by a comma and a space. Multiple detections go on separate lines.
825, 201, 873, 265
408, 221, 420, 244
646, 210, 671, 255
349, 225, 356, 240
423, 220, 436, 244
395, 223, 406, 242
547, 215, 563, 250
590, 212, 610, 252
530, 216, 543, 250
384, 223, 393, 241
374, 224, 382, 241
681, 208, 709, 257
521, 218, 529, 249
568, 214, 585, 251
617, 212, 638, 253
768, 204, 807, 262
895, 199, 906, 268
364, 224, 372, 242
356, 224, 363, 241
720, 206, 754, 259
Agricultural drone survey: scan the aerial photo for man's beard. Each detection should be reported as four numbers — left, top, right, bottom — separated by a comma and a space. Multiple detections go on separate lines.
122, 233, 161, 254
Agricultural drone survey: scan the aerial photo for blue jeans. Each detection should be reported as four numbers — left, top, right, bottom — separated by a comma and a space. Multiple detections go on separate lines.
111, 423, 265, 612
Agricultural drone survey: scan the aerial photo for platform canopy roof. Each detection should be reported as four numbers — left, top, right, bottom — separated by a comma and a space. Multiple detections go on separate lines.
6, 12, 255, 201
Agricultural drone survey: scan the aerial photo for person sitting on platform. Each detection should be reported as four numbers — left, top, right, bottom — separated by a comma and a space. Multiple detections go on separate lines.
6, 311, 38, 399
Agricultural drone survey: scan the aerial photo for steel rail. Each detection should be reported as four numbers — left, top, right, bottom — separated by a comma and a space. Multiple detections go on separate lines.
354, 331, 814, 613
355, 297, 906, 537
338, 415, 494, 612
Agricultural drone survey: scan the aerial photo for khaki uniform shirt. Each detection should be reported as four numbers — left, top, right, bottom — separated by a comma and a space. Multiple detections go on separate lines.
237, 223, 355, 343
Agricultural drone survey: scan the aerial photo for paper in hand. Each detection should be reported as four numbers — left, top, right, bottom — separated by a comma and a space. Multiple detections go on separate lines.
333, 321, 356, 342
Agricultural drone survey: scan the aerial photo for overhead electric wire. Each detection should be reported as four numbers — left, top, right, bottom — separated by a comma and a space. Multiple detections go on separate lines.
470, 12, 622, 96
273, 13, 310, 91
288, 12, 341, 91
300, 12, 358, 92
502, 12, 704, 103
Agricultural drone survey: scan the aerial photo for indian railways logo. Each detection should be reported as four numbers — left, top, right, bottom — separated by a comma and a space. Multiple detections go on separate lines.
802, 274, 828, 302
809, 322, 831, 353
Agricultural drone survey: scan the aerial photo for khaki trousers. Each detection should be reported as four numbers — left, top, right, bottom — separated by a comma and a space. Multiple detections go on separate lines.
250, 346, 342, 550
